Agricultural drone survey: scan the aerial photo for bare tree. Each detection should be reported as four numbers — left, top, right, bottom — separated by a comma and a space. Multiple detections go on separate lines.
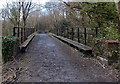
1, 8, 8, 28
6, 2, 21, 27
21, 1, 34, 40
1, 8, 9, 35
45, 2, 65, 29
21, 1, 32, 28
1, 2, 21, 35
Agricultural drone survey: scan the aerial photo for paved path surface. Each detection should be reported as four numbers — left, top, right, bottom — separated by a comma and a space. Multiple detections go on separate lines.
15, 34, 118, 82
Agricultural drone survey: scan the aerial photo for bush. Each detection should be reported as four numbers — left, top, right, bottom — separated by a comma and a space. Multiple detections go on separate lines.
2, 35, 19, 63
99, 27, 120, 40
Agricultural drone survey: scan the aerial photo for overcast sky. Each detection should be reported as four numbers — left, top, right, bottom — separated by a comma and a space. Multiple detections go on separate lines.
0, 0, 50, 9
0, 0, 117, 10
0, 0, 116, 8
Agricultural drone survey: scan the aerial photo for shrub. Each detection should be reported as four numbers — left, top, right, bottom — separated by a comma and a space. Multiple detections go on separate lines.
2, 35, 19, 63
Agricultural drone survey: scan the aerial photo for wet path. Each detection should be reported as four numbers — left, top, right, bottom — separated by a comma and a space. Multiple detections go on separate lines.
16, 34, 118, 82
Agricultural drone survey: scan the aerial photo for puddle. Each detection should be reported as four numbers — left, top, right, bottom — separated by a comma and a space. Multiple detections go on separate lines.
47, 43, 55, 47
37, 42, 43, 45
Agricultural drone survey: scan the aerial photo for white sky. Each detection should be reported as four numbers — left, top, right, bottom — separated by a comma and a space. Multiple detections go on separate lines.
0, 0, 119, 8
0, 0, 50, 8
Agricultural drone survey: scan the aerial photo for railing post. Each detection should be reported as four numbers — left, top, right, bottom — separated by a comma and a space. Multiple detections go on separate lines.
54, 29, 55, 34
59, 28, 60, 36
20, 28, 22, 43
57, 28, 58, 35
13, 27, 16, 36
56, 28, 58, 35
68, 28, 70, 39
66, 27, 68, 38
33, 28, 34, 32
54, 28, 56, 35
63, 28, 64, 37
64, 27, 66, 38
61, 28, 63, 37
21, 28, 22, 43
18, 27, 19, 37
24, 28, 26, 41
60, 28, 61, 36
71, 28, 74, 40
95, 27, 98, 37
78, 28, 80, 43
84, 27, 87, 45
21, 28, 24, 43
70, 28, 71, 39
58, 28, 60, 36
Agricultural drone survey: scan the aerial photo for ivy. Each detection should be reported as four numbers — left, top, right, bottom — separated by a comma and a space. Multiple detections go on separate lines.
2, 35, 19, 63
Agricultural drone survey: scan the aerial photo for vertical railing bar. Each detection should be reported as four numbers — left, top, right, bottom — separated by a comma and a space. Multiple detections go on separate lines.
78, 28, 80, 43
84, 27, 87, 45
71, 28, 74, 40
13, 27, 16, 36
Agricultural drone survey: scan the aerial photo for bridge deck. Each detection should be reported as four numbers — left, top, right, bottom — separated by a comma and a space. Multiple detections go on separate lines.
15, 34, 118, 82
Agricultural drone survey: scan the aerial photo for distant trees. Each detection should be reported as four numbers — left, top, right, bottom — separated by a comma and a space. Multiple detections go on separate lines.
45, 2, 65, 29
1, 1, 41, 35
1, 8, 8, 29
33, 2, 66, 32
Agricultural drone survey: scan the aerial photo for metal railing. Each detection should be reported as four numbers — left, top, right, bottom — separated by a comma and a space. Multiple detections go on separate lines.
13, 27, 35, 43
52, 27, 99, 46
